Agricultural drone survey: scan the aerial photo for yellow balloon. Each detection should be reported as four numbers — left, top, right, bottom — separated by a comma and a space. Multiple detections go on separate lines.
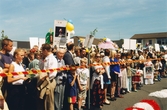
86, 48, 89, 53
103, 38, 106, 41
66, 22, 74, 31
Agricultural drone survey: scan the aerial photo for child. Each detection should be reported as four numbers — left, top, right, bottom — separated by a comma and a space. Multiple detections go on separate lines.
64, 65, 77, 110
76, 57, 89, 110
132, 65, 143, 92
154, 59, 162, 81
126, 53, 133, 93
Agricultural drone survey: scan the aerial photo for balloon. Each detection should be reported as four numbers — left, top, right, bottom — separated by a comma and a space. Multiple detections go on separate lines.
66, 22, 74, 31
105, 38, 110, 42
86, 48, 89, 53
103, 38, 106, 42
70, 30, 75, 35
68, 19, 73, 24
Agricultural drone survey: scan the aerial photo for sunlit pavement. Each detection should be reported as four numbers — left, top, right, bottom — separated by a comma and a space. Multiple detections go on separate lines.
82, 78, 167, 110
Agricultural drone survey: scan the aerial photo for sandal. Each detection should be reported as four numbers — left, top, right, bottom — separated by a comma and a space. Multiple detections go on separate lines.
104, 100, 110, 105
109, 95, 116, 101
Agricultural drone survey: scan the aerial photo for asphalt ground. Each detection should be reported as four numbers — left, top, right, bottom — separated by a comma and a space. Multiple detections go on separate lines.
82, 77, 167, 110
101, 77, 167, 110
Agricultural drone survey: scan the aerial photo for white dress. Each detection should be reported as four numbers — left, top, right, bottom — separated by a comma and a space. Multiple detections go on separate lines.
121, 68, 127, 88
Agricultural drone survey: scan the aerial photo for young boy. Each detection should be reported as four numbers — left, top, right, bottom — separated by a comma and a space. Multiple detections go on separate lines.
76, 57, 89, 110
64, 65, 77, 110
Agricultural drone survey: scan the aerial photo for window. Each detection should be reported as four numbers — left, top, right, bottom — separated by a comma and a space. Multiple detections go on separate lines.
149, 40, 152, 45
137, 39, 142, 43
157, 38, 167, 45
162, 40, 165, 44
157, 39, 161, 45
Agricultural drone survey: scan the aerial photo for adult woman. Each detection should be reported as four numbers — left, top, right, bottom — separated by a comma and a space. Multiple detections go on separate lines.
6, 48, 28, 110
110, 50, 120, 101
102, 49, 111, 104
118, 53, 126, 96
27, 52, 40, 110
91, 53, 105, 109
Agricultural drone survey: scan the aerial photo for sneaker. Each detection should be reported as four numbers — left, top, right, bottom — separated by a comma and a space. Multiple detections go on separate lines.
127, 91, 131, 93
134, 90, 137, 92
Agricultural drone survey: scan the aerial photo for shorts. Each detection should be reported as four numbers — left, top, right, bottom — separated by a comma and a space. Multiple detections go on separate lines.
104, 80, 111, 85
111, 73, 118, 82
78, 85, 87, 99
68, 96, 76, 104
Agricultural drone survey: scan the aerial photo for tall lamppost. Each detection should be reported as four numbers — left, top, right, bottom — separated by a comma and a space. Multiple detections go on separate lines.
1, 30, 4, 39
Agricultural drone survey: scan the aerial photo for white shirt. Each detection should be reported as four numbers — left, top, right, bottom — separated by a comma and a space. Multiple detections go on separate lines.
91, 62, 104, 89
102, 56, 111, 79
136, 69, 143, 75
139, 55, 144, 60
74, 56, 81, 65
144, 61, 153, 66
76, 68, 89, 85
44, 53, 58, 80
12, 62, 25, 85
164, 54, 167, 62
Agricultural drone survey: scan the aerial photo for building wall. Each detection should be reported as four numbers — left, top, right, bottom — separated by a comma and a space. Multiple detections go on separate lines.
142, 39, 156, 46
17, 41, 30, 49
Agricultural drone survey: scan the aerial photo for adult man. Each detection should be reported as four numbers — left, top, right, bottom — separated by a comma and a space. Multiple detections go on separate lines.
0, 38, 13, 72
63, 42, 75, 66
0, 38, 13, 110
54, 48, 67, 110
73, 47, 81, 66
37, 43, 58, 110
0, 39, 13, 97
80, 48, 87, 58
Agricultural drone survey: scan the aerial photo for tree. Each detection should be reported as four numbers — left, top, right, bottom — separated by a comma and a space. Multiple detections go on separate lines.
1, 30, 8, 40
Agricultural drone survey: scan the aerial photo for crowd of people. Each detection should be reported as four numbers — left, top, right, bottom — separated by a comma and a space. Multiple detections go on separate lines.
0, 38, 167, 110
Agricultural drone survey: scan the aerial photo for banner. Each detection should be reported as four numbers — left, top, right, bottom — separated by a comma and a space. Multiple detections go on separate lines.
39, 38, 45, 50
154, 44, 160, 52
29, 37, 38, 49
123, 39, 136, 50
53, 20, 67, 49
144, 66, 154, 79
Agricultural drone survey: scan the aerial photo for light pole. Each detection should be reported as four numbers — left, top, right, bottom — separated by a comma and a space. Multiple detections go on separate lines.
1, 30, 4, 39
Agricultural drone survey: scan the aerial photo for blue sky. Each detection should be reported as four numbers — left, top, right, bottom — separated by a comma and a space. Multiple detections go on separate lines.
0, 0, 167, 41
